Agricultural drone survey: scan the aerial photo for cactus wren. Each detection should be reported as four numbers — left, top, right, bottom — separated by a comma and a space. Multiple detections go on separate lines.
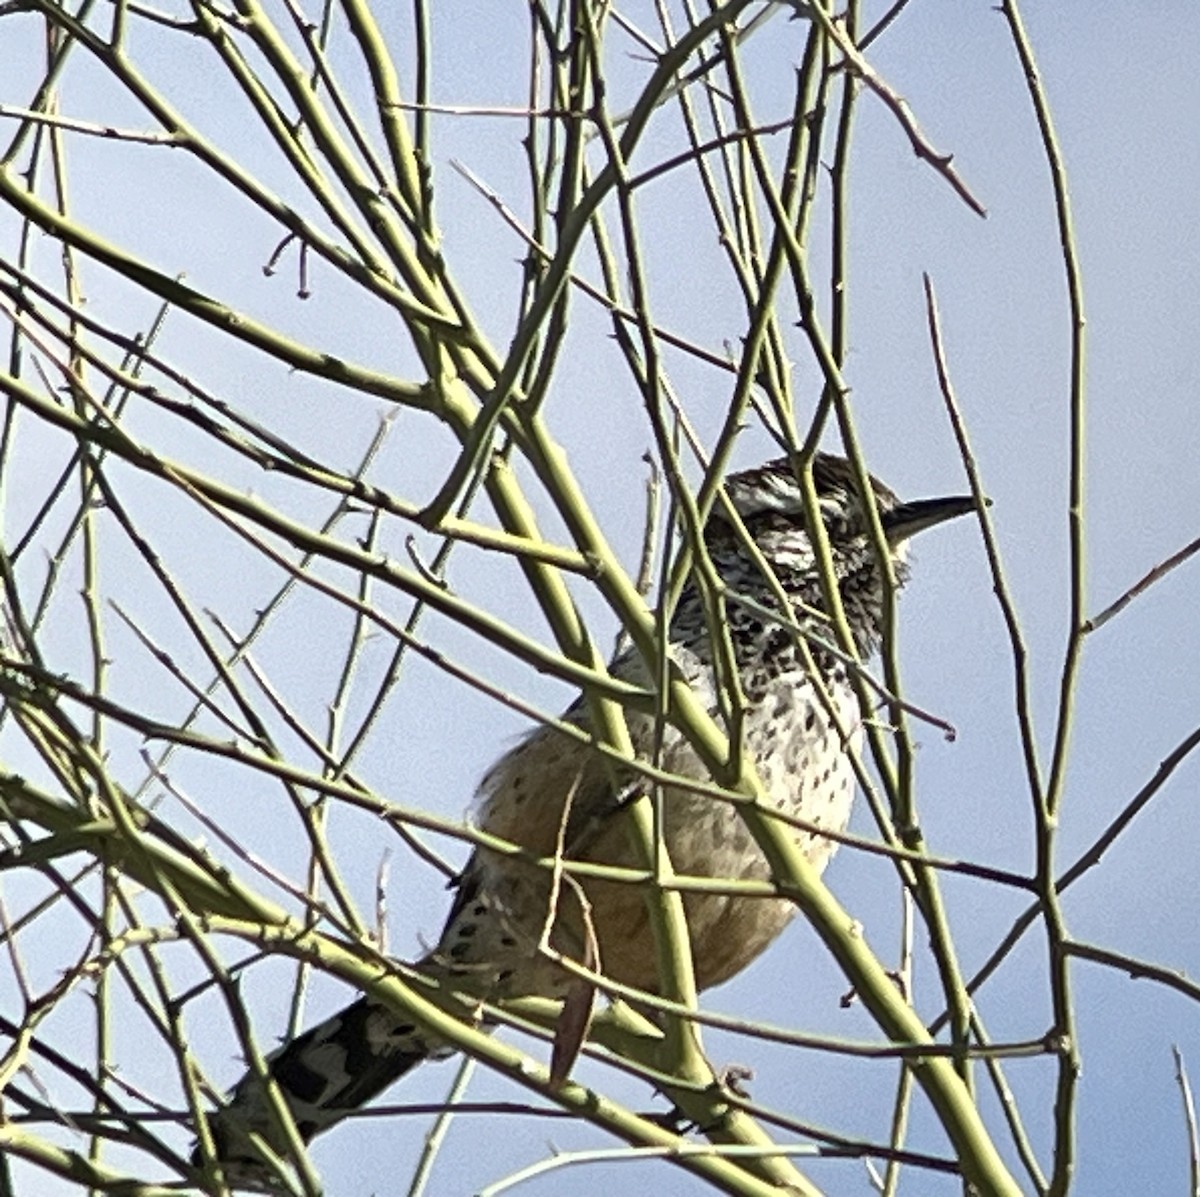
201, 453, 974, 1186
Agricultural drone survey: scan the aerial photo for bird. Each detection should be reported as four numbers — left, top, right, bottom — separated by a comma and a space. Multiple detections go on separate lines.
197, 452, 975, 1189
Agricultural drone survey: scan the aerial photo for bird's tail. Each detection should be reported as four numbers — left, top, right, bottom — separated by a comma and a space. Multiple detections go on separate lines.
195, 996, 447, 1190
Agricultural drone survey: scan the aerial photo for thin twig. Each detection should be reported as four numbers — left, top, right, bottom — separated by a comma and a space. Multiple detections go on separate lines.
1175, 1047, 1200, 1197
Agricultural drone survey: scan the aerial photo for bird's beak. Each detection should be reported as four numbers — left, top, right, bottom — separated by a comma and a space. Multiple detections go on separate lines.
882, 494, 980, 544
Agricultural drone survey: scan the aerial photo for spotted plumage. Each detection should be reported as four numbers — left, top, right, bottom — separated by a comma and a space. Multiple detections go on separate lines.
199, 453, 973, 1189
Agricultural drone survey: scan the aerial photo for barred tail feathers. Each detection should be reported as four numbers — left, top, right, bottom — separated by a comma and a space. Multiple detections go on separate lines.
199, 996, 442, 1181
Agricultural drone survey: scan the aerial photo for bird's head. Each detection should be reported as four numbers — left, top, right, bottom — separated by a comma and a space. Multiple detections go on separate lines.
709, 452, 976, 649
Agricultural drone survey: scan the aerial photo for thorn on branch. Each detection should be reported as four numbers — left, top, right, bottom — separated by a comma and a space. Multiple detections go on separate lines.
717, 1063, 754, 1099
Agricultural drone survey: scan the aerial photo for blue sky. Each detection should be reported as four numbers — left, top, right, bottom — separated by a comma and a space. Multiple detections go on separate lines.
2, 3, 1200, 1195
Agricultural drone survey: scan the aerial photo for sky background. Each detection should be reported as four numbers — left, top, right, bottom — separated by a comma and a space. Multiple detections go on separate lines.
3, 3, 1200, 1195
